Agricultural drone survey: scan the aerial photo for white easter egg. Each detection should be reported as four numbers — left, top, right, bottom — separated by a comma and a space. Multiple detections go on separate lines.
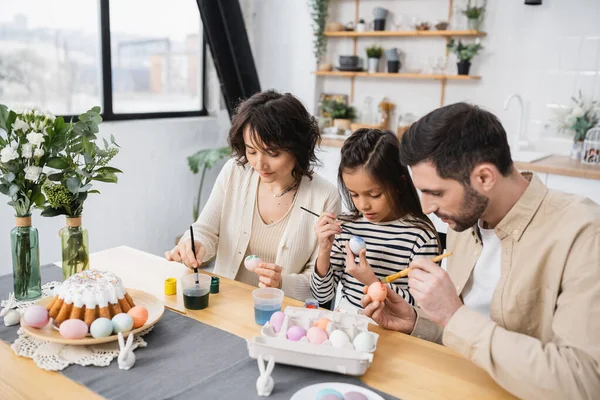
349, 236, 366, 255
244, 255, 262, 272
353, 331, 377, 352
329, 329, 350, 349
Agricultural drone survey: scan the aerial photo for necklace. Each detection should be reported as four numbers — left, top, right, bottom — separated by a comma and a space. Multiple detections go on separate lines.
271, 179, 300, 198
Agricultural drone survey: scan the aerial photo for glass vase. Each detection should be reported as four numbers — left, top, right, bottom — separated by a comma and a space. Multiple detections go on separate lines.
11, 217, 42, 301
61, 216, 89, 280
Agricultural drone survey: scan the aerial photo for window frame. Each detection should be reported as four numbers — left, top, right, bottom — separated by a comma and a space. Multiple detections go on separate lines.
65, 0, 208, 121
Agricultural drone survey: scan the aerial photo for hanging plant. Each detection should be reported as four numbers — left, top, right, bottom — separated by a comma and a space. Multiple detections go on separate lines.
308, 0, 330, 65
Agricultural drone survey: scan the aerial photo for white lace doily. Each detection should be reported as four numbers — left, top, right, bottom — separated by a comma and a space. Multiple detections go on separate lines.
2, 282, 153, 371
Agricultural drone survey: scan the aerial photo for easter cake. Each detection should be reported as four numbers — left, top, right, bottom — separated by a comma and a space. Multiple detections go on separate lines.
45, 270, 135, 327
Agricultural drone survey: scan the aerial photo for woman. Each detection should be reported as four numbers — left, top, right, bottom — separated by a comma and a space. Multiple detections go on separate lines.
165, 90, 340, 300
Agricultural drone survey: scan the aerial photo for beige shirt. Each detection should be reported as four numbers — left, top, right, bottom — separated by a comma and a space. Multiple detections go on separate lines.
412, 173, 600, 400
235, 191, 295, 287
181, 159, 341, 301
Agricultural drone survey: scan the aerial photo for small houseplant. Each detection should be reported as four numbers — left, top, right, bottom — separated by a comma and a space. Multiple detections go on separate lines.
321, 100, 356, 131
366, 45, 383, 73
447, 39, 483, 75
555, 91, 599, 159
309, 0, 330, 67
463, 0, 487, 30
41, 106, 122, 279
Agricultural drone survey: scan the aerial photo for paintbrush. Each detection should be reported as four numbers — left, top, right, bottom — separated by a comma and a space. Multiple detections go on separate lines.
300, 206, 353, 235
381, 251, 453, 283
189, 227, 200, 287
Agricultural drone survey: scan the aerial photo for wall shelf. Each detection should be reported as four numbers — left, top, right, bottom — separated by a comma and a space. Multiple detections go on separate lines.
324, 30, 487, 38
314, 71, 481, 80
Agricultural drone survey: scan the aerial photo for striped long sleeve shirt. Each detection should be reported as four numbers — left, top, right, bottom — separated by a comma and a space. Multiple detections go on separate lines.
310, 216, 439, 311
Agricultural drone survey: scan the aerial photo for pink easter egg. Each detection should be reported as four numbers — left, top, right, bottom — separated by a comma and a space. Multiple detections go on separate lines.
269, 311, 285, 333
306, 326, 328, 345
367, 281, 388, 302
286, 325, 306, 341
344, 392, 369, 400
59, 319, 89, 339
23, 305, 49, 328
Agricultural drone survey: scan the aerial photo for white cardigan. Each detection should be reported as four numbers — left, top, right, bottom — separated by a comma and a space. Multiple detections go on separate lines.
181, 159, 341, 300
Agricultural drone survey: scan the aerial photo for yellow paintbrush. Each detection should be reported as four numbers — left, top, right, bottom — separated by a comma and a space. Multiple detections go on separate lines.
380, 251, 453, 283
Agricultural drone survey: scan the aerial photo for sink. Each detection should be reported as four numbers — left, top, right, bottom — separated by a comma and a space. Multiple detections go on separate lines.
513, 151, 551, 163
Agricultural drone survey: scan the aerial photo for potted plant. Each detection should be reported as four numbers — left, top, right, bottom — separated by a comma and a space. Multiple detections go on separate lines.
555, 91, 599, 159
41, 107, 122, 280
366, 45, 383, 73
462, 0, 487, 31
447, 39, 483, 75
321, 100, 356, 131
309, 0, 331, 68
0, 105, 60, 299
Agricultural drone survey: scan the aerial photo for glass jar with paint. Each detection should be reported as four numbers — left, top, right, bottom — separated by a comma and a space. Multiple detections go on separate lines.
252, 288, 284, 325
181, 273, 211, 310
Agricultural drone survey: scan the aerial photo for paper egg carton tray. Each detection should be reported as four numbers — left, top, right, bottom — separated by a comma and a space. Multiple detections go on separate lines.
247, 306, 378, 376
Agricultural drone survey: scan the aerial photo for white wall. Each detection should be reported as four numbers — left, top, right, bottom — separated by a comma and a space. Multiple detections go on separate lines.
0, 115, 230, 276
249, 0, 600, 157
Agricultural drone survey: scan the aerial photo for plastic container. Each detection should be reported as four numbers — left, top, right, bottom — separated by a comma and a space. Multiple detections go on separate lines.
247, 307, 378, 376
252, 288, 284, 325
181, 273, 211, 310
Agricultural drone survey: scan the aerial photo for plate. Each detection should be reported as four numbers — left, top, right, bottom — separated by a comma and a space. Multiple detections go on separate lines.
21, 288, 164, 345
290, 382, 384, 400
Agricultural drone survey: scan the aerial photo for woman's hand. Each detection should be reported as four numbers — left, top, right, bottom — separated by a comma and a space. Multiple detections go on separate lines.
255, 263, 283, 289
314, 212, 342, 252
165, 238, 206, 269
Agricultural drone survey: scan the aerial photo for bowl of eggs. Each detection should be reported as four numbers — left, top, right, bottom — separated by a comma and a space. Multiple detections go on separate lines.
21, 288, 164, 345
248, 306, 379, 376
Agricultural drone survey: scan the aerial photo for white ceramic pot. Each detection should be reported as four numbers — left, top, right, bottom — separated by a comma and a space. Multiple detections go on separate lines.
367, 58, 379, 73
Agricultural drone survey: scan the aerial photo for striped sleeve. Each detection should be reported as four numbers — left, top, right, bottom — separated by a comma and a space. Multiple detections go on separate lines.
310, 237, 345, 304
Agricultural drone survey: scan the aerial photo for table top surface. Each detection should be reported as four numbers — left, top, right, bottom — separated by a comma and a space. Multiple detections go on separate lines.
0, 246, 516, 400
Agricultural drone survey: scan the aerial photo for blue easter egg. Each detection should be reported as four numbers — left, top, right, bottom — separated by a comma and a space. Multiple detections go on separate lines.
349, 236, 367, 255
90, 317, 114, 338
111, 313, 134, 333
316, 388, 344, 400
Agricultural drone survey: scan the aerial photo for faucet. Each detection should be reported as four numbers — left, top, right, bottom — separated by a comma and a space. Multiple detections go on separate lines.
503, 93, 526, 153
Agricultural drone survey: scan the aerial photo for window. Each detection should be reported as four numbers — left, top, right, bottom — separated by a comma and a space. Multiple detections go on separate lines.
0, 0, 102, 115
0, 0, 206, 120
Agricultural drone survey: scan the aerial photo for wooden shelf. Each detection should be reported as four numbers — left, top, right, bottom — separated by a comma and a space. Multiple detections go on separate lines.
324, 30, 487, 38
313, 71, 481, 80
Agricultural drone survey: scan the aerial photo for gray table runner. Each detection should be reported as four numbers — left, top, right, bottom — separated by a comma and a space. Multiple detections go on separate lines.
0, 265, 399, 400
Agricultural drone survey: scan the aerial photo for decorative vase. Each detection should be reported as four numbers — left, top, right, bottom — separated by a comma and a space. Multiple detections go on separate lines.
60, 216, 89, 280
387, 60, 400, 73
11, 216, 41, 301
457, 60, 471, 75
467, 17, 481, 31
368, 58, 379, 73
374, 19, 386, 31
570, 141, 583, 160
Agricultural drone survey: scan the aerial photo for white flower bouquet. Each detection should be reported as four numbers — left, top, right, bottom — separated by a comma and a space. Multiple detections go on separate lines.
555, 91, 599, 143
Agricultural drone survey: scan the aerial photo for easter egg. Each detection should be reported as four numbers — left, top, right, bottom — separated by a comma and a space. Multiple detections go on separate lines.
316, 388, 344, 400
328, 329, 351, 349
353, 331, 377, 352
286, 325, 306, 341
23, 305, 49, 328
367, 281, 387, 302
349, 236, 366, 255
344, 392, 368, 400
244, 255, 262, 272
90, 317, 113, 338
112, 313, 134, 334
306, 326, 328, 344
59, 319, 88, 339
269, 311, 285, 333
127, 306, 149, 329
314, 317, 330, 331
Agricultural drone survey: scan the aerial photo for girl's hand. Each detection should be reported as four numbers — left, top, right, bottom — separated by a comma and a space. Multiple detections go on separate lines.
344, 242, 378, 285
255, 263, 283, 288
165, 238, 206, 269
314, 212, 342, 252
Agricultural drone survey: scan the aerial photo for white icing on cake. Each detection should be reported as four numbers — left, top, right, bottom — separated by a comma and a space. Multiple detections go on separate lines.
57, 270, 126, 308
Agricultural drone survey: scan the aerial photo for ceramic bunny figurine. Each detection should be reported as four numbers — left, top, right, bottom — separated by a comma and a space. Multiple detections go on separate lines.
256, 355, 275, 397
117, 332, 136, 370
1, 293, 20, 327
1, 292, 15, 317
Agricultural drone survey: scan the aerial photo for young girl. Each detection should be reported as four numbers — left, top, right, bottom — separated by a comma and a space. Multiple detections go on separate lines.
310, 129, 441, 312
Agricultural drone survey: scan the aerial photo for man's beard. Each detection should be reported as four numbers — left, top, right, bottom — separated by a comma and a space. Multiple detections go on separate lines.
437, 185, 488, 232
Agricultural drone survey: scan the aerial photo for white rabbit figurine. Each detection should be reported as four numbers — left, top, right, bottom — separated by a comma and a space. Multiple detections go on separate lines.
1, 292, 15, 317
117, 332, 136, 370
256, 355, 275, 397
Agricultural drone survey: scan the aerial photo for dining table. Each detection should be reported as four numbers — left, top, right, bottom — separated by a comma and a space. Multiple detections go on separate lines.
0, 246, 516, 400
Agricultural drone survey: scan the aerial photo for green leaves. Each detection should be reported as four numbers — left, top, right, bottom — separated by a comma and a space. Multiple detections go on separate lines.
0, 104, 10, 133
47, 157, 70, 169
187, 147, 232, 174
66, 176, 81, 194
92, 172, 118, 183
447, 39, 483, 61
